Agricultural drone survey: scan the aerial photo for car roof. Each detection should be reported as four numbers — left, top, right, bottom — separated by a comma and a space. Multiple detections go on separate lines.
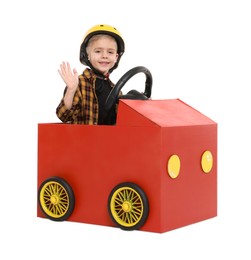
117, 99, 216, 127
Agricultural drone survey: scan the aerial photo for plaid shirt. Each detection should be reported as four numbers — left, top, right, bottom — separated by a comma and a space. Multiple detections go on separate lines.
56, 68, 115, 125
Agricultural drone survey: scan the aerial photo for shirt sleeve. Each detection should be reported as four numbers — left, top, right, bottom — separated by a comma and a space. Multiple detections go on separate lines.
56, 86, 82, 123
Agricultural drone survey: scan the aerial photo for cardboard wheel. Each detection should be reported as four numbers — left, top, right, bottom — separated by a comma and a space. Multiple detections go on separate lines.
38, 177, 75, 221
108, 182, 149, 230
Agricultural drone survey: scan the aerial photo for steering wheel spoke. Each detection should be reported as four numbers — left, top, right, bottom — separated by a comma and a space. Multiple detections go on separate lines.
105, 66, 152, 111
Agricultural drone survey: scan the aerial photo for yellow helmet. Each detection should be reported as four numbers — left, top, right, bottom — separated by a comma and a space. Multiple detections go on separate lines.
80, 24, 125, 73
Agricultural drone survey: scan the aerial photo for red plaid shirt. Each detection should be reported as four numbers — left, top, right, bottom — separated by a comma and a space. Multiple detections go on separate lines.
56, 68, 115, 125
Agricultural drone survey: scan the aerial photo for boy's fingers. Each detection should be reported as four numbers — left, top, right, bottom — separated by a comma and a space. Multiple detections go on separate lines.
66, 62, 71, 72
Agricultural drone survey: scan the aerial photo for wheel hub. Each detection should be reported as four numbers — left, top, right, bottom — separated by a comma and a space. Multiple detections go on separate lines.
122, 201, 132, 212
50, 194, 59, 205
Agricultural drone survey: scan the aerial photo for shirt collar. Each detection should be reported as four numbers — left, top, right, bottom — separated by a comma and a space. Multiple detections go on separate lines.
83, 68, 109, 80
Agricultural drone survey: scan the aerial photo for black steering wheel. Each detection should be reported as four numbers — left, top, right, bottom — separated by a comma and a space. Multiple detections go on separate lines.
105, 66, 152, 112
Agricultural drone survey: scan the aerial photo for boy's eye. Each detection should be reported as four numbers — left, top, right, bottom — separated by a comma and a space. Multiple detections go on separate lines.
93, 49, 115, 55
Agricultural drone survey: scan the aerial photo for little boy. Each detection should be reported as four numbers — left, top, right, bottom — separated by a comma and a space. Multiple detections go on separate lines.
56, 24, 125, 125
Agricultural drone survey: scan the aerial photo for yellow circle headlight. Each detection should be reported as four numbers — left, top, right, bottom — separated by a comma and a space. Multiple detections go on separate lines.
167, 154, 181, 179
201, 150, 213, 173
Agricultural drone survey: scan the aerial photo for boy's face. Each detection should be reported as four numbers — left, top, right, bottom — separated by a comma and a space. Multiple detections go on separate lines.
88, 36, 118, 75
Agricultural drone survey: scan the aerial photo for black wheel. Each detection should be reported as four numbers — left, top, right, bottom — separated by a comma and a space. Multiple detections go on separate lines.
38, 177, 75, 221
108, 182, 149, 231
105, 66, 152, 112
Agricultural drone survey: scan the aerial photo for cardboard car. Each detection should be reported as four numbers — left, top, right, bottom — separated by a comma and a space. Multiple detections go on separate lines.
37, 67, 217, 233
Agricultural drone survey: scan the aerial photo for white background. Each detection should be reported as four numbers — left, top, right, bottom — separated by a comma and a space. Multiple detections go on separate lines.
1, 0, 251, 259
